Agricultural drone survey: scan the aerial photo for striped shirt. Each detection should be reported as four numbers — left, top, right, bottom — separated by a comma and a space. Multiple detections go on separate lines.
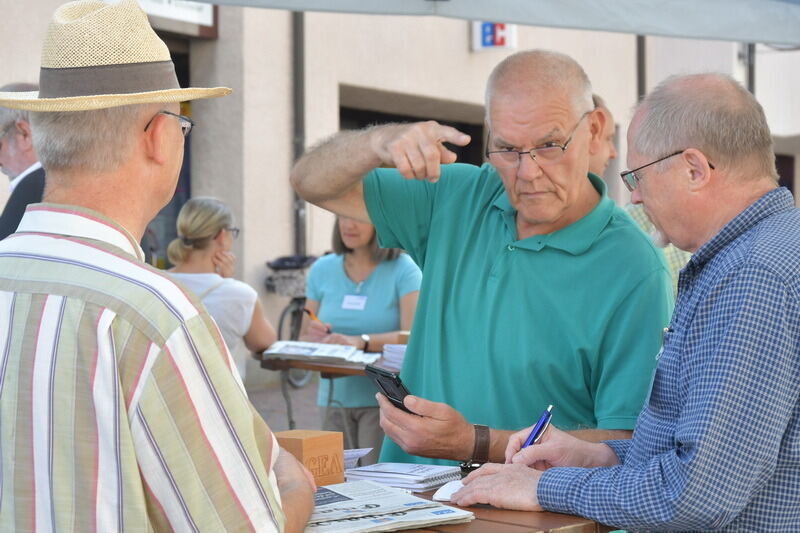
539, 188, 800, 531
0, 205, 285, 532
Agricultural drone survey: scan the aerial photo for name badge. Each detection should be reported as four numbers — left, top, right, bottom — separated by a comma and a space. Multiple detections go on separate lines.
342, 294, 367, 311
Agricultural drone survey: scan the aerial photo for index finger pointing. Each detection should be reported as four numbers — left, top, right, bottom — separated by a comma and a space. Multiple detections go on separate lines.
436, 125, 471, 147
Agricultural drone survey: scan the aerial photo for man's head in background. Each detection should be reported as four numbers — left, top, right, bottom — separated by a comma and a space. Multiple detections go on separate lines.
0, 83, 39, 180
588, 93, 618, 176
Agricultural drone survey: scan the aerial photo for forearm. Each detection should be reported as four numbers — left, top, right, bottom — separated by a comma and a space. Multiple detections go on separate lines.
568, 428, 632, 443
290, 128, 382, 206
279, 483, 315, 533
488, 429, 515, 463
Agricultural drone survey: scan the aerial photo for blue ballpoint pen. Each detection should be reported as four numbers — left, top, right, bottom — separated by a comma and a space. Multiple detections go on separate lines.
521, 405, 554, 448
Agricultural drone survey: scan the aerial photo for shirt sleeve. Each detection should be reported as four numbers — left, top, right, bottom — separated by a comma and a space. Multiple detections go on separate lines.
131, 311, 286, 532
394, 254, 422, 297
538, 263, 799, 531
363, 167, 439, 267
592, 267, 673, 429
306, 258, 323, 301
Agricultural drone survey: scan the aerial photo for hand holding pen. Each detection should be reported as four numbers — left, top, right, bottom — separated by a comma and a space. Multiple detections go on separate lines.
303, 307, 332, 336
504, 405, 554, 464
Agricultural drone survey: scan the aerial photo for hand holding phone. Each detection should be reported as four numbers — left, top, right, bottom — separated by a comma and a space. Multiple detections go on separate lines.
365, 364, 415, 414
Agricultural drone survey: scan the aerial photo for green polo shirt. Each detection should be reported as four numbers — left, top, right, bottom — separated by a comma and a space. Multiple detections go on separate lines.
365, 163, 673, 465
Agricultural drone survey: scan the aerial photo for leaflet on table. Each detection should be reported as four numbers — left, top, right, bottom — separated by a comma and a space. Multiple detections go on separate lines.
344, 448, 373, 469
345, 462, 461, 491
306, 480, 472, 532
264, 340, 380, 364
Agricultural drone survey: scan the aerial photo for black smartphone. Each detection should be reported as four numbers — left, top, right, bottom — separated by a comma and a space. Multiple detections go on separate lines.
364, 364, 414, 414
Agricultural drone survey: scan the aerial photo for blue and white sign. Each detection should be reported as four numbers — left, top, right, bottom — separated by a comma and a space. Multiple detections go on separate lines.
471, 21, 518, 52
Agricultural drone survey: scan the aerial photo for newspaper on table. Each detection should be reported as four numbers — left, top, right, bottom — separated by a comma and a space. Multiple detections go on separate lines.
264, 340, 380, 365
306, 480, 473, 532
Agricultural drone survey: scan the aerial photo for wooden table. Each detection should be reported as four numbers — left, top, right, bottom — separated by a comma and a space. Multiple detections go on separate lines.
257, 354, 369, 429
412, 491, 614, 533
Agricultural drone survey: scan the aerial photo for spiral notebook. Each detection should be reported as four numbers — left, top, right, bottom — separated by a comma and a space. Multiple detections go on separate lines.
345, 462, 461, 491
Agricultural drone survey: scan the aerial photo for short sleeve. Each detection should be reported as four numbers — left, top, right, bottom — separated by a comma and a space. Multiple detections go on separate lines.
305, 257, 324, 301
592, 267, 673, 429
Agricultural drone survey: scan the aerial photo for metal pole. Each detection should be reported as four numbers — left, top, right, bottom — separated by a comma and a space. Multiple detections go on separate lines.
636, 35, 647, 101
292, 11, 307, 256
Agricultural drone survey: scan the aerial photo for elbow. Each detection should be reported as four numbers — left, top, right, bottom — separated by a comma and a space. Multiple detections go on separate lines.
671, 493, 744, 530
289, 166, 319, 203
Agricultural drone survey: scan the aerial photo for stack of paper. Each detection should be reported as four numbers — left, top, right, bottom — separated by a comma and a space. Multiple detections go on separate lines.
307, 480, 472, 533
264, 340, 381, 365
345, 462, 461, 492
380, 344, 407, 372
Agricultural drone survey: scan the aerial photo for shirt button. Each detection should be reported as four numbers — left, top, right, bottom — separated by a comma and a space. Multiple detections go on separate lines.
507, 244, 516, 251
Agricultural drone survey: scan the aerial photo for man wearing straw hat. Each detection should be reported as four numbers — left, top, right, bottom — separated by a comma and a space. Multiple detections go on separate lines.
0, 1, 314, 531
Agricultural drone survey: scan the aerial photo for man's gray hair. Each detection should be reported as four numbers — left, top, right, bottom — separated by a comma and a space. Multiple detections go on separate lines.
633, 73, 777, 181
30, 103, 157, 174
0, 83, 38, 129
485, 50, 593, 123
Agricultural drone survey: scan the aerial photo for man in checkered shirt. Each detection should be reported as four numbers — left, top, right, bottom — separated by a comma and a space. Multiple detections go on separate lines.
452, 73, 800, 531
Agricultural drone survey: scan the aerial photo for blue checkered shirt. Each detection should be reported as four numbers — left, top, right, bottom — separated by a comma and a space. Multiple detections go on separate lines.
538, 187, 800, 531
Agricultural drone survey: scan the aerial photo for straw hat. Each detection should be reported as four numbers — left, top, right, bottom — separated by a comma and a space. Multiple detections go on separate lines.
0, 0, 231, 111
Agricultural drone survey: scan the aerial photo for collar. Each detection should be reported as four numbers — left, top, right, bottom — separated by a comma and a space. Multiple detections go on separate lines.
8, 161, 43, 192
689, 187, 794, 269
491, 171, 614, 255
16, 203, 145, 261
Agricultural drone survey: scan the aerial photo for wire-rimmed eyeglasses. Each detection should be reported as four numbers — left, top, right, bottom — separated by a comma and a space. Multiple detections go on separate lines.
620, 150, 715, 192
485, 111, 591, 168
144, 110, 195, 137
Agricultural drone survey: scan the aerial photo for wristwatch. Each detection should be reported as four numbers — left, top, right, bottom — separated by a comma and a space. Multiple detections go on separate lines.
360, 333, 371, 352
459, 424, 490, 475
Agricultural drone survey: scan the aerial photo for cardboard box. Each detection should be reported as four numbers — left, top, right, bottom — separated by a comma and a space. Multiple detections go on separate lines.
275, 430, 344, 486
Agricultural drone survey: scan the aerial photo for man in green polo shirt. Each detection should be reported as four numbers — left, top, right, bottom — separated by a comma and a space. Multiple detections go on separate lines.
291, 50, 672, 466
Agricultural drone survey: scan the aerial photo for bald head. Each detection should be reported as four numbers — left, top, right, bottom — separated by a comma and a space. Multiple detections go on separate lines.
485, 50, 593, 124
632, 73, 776, 181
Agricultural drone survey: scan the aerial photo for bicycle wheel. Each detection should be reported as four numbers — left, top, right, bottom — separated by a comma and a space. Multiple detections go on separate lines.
287, 367, 313, 388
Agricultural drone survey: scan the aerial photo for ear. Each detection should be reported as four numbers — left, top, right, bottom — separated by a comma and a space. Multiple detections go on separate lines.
587, 109, 606, 156
142, 113, 171, 166
15, 120, 34, 153
683, 148, 714, 192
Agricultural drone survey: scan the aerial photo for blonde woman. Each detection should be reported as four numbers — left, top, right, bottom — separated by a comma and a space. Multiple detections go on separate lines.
168, 197, 277, 380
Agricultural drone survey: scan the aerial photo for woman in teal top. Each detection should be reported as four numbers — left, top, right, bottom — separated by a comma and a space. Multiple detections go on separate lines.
303, 216, 421, 465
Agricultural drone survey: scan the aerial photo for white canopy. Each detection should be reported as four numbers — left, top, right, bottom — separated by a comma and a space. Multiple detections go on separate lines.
200, 0, 800, 46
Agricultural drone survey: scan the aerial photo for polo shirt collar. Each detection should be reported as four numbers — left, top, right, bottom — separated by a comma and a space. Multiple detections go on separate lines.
491, 172, 614, 255
16, 203, 145, 261
689, 186, 794, 270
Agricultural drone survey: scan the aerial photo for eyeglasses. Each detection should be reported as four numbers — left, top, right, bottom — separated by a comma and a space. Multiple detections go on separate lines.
143, 110, 195, 137
226, 227, 240, 239
485, 111, 591, 168
620, 150, 715, 192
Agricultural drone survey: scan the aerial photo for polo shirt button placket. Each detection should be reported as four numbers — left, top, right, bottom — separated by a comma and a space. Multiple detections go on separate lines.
507, 244, 516, 251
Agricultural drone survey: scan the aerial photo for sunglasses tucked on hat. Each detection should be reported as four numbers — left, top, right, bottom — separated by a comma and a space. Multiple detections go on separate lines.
0, 0, 231, 111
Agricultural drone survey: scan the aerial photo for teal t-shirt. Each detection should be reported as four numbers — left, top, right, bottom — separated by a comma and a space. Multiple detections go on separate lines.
364, 164, 674, 465
307, 252, 422, 408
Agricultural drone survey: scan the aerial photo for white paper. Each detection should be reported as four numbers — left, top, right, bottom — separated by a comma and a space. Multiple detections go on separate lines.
344, 448, 373, 469
432, 480, 464, 502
